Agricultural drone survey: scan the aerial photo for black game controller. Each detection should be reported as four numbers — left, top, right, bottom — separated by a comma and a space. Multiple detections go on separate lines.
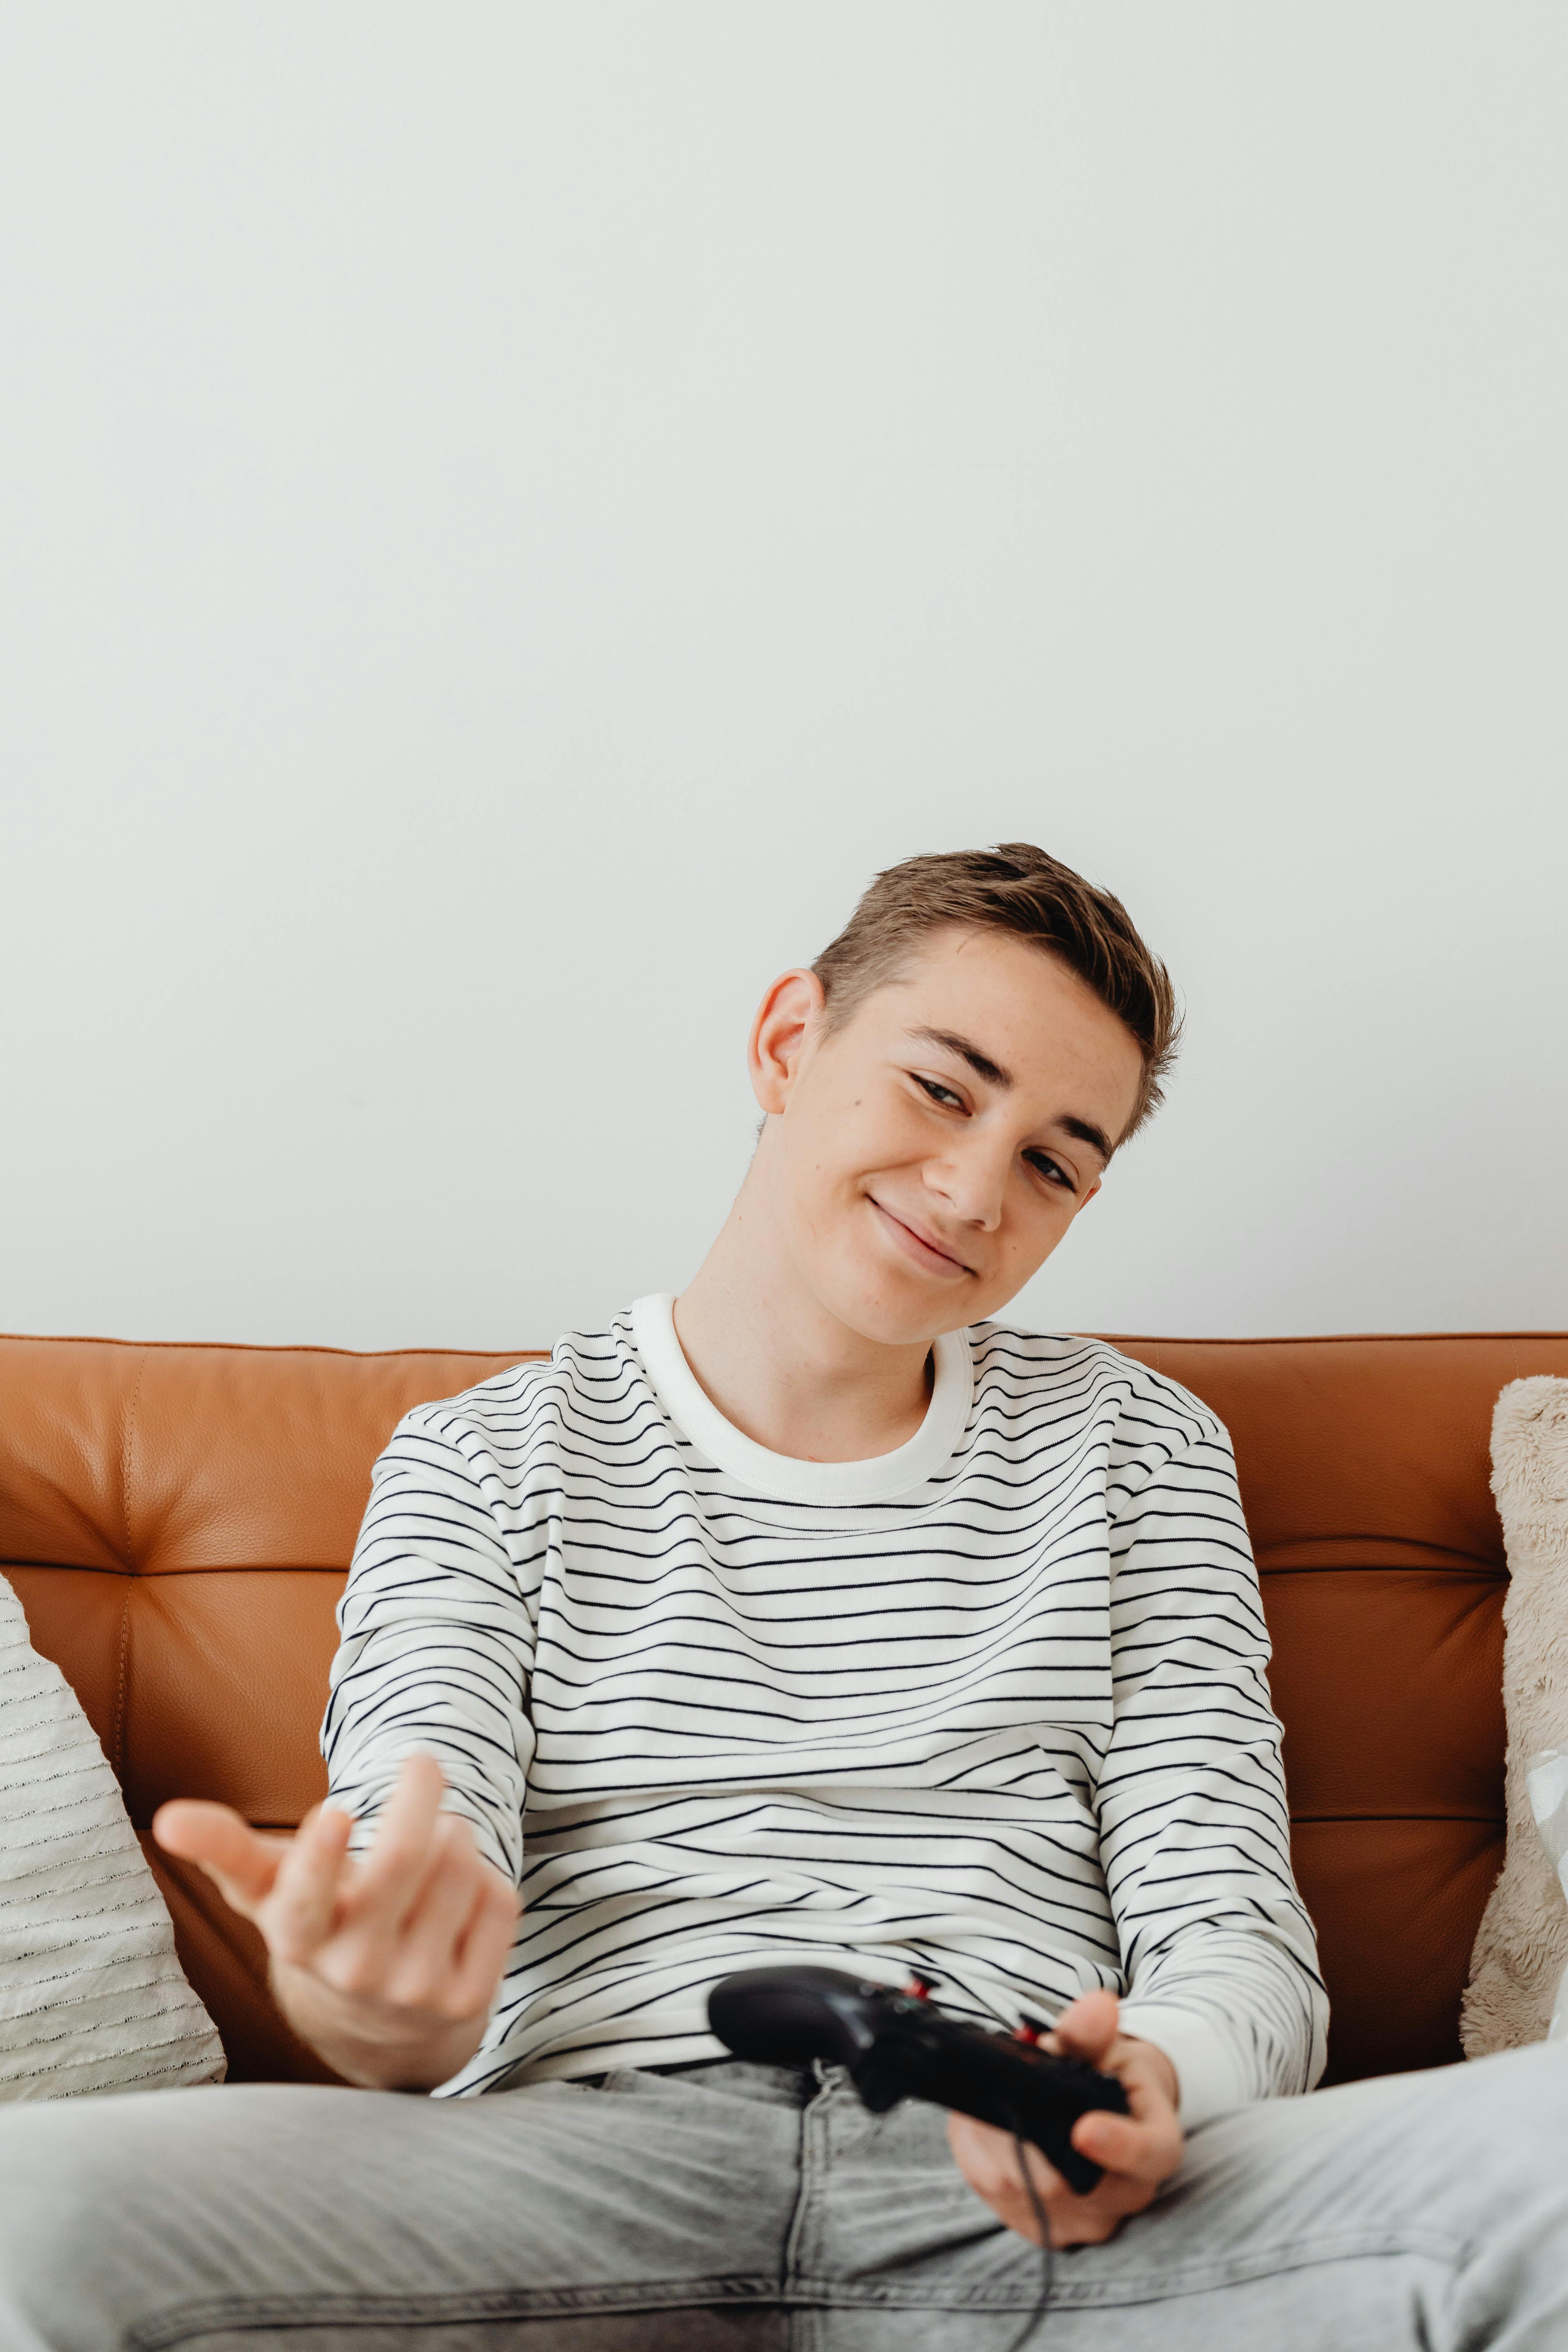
708, 1966, 1129, 2196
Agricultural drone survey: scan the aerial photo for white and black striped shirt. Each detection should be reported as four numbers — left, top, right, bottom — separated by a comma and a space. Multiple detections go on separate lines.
323, 1296, 1326, 2126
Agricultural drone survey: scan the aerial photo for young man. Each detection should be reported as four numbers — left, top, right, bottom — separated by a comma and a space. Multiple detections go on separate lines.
0, 844, 1564, 2350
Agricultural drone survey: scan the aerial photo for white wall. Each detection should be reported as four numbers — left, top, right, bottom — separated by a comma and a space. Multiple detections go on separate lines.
2, 3, 1564, 1350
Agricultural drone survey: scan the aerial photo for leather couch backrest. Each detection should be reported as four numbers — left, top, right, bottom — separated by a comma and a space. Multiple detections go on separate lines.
3, 1328, 1565, 2086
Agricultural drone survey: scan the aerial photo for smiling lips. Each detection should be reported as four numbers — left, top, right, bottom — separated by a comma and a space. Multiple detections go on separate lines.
868, 1196, 973, 1280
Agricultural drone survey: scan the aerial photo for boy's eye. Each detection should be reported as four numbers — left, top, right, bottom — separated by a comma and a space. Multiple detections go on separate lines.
913, 1078, 1078, 1196
1025, 1151, 1075, 1194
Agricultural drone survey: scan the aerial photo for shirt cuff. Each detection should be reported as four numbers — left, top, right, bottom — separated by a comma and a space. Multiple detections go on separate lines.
1114, 2001, 1249, 2131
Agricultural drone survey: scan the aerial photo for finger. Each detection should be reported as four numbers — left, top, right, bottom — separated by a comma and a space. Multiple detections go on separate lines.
1045, 1988, 1120, 2066
948, 2113, 1068, 2236
378, 1818, 486, 2006
1014, 2135, 1068, 2209
260, 1804, 356, 1965
1023, 2151, 1152, 2249
349, 1754, 447, 1927
447, 1864, 521, 2018
401, 1805, 480, 1931
948, 2109, 1154, 2250
152, 1800, 288, 1916
1071, 2108, 1176, 2182
1044, 2185, 1142, 2247
1117, 2052, 1180, 2125
385, 1821, 518, 2017
980, 2135, 1130, 2251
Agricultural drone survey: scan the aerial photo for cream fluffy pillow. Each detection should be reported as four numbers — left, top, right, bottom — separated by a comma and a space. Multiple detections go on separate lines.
1461, 1377, 1568, 2057
0, 1573, 225, 2098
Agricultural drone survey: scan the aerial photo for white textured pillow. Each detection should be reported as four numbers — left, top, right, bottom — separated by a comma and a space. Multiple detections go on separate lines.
1461, 1377, 1568, 2057
0, 1573, 225, 2098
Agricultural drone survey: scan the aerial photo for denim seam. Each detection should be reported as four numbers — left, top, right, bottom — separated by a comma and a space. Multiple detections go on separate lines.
780, 2064, 834, 2292
122, 2276, 782, 2351
106, 2229, 1478, 2348
773, 2227, 1468, 2314
961, 2227, 1465, 2314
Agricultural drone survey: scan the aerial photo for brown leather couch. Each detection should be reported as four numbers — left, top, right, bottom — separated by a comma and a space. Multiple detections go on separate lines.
4, 1328, 1567, 2090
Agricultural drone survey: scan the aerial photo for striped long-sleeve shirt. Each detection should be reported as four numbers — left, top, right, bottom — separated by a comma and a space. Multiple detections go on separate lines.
322, 1295, 1327, 2126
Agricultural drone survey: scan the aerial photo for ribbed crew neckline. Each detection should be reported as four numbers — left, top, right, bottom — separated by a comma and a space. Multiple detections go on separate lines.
629, 1293, 974, 1505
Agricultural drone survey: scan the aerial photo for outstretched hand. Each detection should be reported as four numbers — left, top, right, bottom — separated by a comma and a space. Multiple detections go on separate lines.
947, 1990, 1183, 2248
154, 1753, 519, 2090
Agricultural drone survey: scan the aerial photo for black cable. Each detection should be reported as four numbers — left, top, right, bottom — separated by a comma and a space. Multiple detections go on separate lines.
1000, 2132, 1054, 2352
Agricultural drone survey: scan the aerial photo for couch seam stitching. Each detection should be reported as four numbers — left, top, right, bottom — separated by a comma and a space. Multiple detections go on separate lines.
113, 1582, 131, 1779
120, 1349, 146, 1567
114, 1349, 146, 1777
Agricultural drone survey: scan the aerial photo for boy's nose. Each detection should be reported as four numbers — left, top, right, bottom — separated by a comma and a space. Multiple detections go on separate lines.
928, 1141, 1008, 1233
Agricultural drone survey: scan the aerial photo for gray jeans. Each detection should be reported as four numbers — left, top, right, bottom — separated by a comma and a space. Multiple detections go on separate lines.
1, 2046, 1566, 2352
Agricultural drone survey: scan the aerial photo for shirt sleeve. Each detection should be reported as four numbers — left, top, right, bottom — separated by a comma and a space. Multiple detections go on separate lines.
1100, 1408, 1329, 2127
319, 1397, 546, 1883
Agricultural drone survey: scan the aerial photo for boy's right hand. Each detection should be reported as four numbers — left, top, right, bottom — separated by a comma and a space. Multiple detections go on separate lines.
153, 1752, 520, 2090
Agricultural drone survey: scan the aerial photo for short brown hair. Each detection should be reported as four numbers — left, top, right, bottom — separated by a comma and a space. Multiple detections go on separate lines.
812, 843, 1181, 1144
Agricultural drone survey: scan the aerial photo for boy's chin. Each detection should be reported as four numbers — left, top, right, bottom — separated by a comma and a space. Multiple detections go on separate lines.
818, 1265, 982, 1351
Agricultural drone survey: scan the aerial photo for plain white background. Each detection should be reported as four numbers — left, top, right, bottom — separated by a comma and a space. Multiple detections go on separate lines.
1, 4, 1563, 1350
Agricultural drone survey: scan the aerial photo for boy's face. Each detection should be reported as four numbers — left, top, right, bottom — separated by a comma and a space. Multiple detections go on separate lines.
752, 926, 1146, 1347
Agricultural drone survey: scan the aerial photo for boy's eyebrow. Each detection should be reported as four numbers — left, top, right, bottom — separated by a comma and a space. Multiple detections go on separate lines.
1059, 1114, 1115, 1166
908, 1026, 1013, 1089
907, 1026, 1115, 1165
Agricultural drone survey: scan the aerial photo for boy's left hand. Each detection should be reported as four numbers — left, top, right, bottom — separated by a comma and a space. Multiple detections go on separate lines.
947, 1990, 1182, 2247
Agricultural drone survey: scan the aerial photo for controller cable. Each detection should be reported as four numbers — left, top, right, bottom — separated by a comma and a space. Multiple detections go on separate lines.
904, 1979, 1057, 2349
1001, 2132, 1055, 2352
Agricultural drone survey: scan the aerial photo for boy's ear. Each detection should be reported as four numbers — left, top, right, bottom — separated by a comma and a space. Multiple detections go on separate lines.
749, 968, 828, 1116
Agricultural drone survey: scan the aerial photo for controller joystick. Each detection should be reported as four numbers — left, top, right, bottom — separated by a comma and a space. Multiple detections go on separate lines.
707, 1965, 1129, 2196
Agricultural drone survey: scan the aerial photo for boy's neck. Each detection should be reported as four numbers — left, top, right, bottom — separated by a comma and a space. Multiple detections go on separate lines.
672, 1189, 937, 1467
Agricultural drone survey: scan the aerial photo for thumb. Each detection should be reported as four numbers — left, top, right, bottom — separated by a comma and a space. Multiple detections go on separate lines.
1047, 1988, 1121, 2068
153, 1799, 287, 1918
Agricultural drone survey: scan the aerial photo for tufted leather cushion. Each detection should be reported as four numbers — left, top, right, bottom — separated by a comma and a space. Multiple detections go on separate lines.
3, 1328, 1565, 2087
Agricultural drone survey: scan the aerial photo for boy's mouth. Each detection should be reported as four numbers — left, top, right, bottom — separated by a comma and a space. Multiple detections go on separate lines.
867, 1196, 973, 1280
